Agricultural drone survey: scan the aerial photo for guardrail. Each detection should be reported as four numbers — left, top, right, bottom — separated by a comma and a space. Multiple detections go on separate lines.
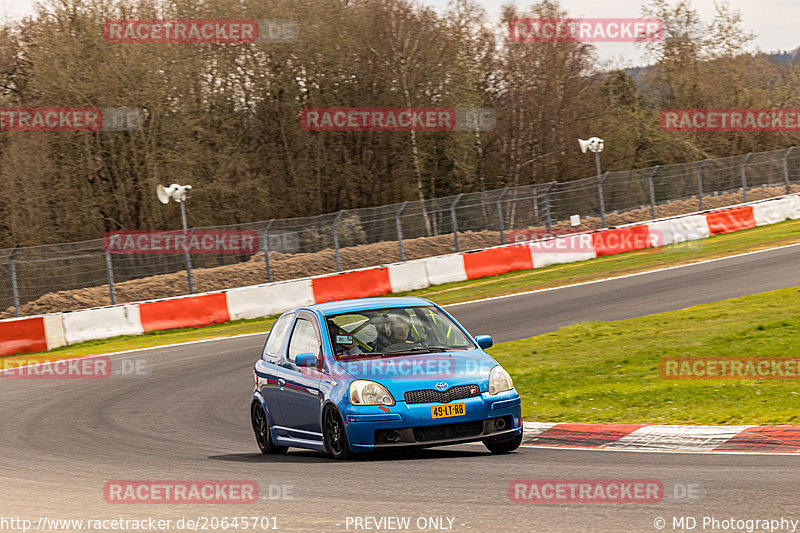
2, 192, 798, 357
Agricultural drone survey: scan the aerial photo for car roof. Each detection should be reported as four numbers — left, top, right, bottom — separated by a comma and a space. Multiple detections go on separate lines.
303, 296, 434, 316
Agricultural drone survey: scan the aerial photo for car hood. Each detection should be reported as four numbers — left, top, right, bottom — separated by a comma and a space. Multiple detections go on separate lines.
331, 349, 499, 398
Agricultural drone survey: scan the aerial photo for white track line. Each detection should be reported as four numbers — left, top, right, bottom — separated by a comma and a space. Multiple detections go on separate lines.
0, 332, 266, 375
446, 241, 800, 308
514, 443, 800, 456
457, 441, 800, 456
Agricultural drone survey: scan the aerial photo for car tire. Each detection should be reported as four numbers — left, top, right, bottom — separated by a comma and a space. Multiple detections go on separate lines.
323, 406, 353, 460
251, 402, 288, 455
483, 432, 523, 454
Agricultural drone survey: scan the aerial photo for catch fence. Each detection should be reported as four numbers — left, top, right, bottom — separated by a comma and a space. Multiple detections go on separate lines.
2, 147, 799, 317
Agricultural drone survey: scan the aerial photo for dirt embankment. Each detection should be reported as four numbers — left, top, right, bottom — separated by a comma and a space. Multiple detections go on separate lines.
4, 185, 797, 318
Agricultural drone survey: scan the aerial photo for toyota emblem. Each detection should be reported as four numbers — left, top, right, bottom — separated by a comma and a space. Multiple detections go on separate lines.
435, 382, 449, 391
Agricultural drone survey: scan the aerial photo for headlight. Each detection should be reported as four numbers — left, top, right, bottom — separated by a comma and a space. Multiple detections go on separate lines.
488, 365, 514, 395
349, 380, 396, 406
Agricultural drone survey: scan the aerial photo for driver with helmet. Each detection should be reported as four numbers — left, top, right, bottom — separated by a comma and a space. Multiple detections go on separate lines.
333, 312, 417, 355
376, 312, 414, 351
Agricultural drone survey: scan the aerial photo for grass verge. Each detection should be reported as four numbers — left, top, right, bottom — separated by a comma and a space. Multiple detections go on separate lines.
493, 286, 800, 425
399, 218, 800, 305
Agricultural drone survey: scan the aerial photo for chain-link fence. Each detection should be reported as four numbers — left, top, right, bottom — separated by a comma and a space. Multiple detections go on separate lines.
3, 146, 800, 318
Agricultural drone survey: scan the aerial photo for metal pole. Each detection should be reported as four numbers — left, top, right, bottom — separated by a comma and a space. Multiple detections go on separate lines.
262, 219, 274, 283
594, 151, 603, 181
395, 202, 408, 262
696, 160, 708, 210
783, 147, 795, 195
332, 211, 344, 272
496, 188, 509, 245
451, 194, 463, 252
593, 150, 606, 228
105, 251, 116, 305
543, 181, 556, 232
597, 172, 608, 229
9, 244, 21, 318
179, 200, 194, 294
741, 152, 752, 203
647, 165, 660, 219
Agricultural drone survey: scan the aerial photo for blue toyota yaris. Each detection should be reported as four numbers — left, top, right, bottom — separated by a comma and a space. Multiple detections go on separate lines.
250, 296, 522, 459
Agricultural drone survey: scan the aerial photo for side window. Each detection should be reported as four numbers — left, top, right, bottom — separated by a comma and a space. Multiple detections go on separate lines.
263, 314, 292, 360
287, 318, 320, 362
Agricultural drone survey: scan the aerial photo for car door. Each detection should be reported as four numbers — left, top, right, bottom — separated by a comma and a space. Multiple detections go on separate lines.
255, 312, 294, 428
277, 312, 324, 439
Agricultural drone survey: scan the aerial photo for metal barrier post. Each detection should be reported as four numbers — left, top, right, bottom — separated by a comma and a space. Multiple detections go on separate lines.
332, 211, 344, 272
543, 181, 556, 232
496, 188, 509, 244
9, 244, 21, 318
395, 202, 408, 262
647, 165, 660, 219
783, 147, 795, 195
451, 194, 463, 252
262, 219, 275, 283
597, 173, 608, 228
697, 160, 708, 210
741, 152, 752, 203
105, 251, 116, 305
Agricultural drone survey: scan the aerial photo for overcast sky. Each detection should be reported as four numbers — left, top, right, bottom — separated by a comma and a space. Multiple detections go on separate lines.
1, 0, 797, 67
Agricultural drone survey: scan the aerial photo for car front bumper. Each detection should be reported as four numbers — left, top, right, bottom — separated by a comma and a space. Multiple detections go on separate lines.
341, 390, 522, 452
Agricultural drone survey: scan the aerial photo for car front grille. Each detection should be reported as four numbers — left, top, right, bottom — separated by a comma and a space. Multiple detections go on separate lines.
413, 421, 484, 442
404, 384, 481, 404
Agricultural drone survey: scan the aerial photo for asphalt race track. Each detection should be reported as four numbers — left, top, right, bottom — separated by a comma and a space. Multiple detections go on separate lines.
1, 245, 799, 533
450, 243, 800, 342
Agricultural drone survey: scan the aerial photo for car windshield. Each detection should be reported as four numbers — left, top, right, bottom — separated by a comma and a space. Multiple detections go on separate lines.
326, 306, 474, 358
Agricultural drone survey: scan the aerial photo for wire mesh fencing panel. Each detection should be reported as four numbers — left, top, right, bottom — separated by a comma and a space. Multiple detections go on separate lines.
501, 184, 546, 238
1, 240, 108, 317
603, 168, 654, 216
742, 149, 796, 193
3, 146, 800, 317
453, 190, 497, 234
652, 162, 699, 205
702, 155, 744, 201
0, 250, 14, 315
549, 178, 603, 226
785, 147, 800, 188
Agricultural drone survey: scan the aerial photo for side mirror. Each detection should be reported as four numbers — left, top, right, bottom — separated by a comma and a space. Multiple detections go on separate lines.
475, 335, 493, 350
295, 353, 319, 368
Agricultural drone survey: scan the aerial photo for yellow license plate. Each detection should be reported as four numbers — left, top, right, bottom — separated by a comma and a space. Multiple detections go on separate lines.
431, 402, 466, 419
